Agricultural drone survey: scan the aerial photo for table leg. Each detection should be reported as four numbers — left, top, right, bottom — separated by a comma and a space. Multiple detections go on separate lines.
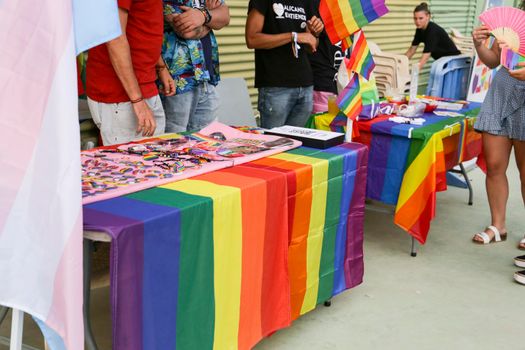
459, 163, 474, 206
0, 306, 9, 326
83, 239, 99, 350
9, 309, 23, 350
411, 237, 417, 257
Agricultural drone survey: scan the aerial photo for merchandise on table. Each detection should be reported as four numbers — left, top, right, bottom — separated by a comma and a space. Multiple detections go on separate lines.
81, 122, 301, 204
265, 125, 345, 149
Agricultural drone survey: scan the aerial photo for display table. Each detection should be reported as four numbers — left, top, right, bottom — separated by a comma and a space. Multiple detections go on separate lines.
83, 143, 368, 350
309, 103, 482, 245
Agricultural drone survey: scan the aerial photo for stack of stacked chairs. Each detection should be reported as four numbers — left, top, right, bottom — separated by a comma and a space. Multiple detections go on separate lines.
449, 28, 475, 57
425, 54, 473, 100
369, 41, 411, 97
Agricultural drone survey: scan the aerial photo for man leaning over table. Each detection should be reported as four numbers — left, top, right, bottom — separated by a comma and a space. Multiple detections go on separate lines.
162, 0, 230, 132
86, 0, 175, 146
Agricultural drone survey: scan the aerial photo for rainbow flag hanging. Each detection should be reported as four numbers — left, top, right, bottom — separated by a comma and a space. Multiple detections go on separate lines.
0, 0, 120, 349
393, 117, 482, 243
83, 144, 367, 350
336, 74, 362, 120
320, 0, 389, 45
344, 30, 375, 80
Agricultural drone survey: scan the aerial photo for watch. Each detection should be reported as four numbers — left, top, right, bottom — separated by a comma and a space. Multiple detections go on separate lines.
201, 8, 212, 24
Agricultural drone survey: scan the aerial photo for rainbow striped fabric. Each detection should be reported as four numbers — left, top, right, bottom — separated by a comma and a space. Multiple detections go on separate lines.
337, 74, 362, 120
307, 112, 349, 133
500, 46, 525, 70
344, 30, 375, 80
355, 105, 482, 243
319, 0, 388, 45
83, 144, 367, 350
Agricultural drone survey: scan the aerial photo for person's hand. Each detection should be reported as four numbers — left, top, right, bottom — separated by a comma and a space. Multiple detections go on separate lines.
206, 0, 221, 10
472, 25, 491, 48
509, 62, 525, 80
307, 16, 324, 37
498, 38, 510, 50
297, 32, 317, 53
132, 101, 156, 137
157, 68, 176, 96
171, 6, 206, 36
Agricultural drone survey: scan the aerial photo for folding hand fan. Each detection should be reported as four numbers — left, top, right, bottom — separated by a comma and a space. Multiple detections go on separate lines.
500, 46, 525, 70
479, 6, 525, 55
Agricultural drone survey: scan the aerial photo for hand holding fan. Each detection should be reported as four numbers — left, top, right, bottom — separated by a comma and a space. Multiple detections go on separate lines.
500, 46, 525, 70
479, 6, 525, 55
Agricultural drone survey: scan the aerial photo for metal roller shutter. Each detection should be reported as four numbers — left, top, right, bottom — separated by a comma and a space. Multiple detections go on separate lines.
364, 0, 433, 91
215, 0, 488, 109
214, 1, 258, 112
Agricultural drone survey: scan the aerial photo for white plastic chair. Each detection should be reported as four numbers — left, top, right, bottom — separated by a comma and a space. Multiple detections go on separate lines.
215, 77, 257, 127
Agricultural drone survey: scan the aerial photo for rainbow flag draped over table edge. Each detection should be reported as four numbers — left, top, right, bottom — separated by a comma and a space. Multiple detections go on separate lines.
83, 143, 367, 350
394, 116, 482, 243
353, 106, 482, 244
320, 0, 388, 45
344, 30, 375, 80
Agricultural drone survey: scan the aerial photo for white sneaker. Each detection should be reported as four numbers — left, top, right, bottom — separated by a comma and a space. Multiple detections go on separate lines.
514, 270, 525, 285
514, 255, 525, 268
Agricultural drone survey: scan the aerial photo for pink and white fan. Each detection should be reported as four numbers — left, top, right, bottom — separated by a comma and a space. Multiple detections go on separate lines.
479, 6, 525, 55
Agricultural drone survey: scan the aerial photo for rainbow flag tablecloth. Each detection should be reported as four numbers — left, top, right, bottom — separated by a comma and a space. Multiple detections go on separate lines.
83, 143, 367, 350
355, 104, 482, 243
308, 104, 482, 243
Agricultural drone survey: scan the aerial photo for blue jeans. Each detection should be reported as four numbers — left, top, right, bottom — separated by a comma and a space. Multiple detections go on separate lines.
162, 82, 219, 132
258, 86, 313, 129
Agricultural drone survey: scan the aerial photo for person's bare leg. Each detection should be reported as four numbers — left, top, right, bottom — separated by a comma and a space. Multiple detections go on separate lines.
473, 133, 512, 243
513, 139, 525, 249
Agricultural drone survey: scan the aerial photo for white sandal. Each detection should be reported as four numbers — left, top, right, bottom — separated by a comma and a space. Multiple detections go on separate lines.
518, 236, 525, 250
473, 225, 507, 244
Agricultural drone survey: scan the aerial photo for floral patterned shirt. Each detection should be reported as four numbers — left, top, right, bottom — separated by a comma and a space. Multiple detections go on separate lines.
162, 0, 222, 94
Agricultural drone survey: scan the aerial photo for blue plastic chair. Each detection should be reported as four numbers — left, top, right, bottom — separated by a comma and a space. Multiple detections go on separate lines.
426, 55, 473, 100
426, 55, 476, 204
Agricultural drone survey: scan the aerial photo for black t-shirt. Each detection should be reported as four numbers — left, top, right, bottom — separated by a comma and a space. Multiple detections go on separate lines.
309, 32, 347, 93
411, 21, 460, 60
248, 0, 315, 87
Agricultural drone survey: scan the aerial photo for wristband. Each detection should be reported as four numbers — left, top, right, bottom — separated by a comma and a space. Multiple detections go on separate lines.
130, 96, 144, 104
200, 8, 212, 24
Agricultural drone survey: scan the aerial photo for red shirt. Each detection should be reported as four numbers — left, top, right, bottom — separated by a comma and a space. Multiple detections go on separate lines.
86, 0, 163, 103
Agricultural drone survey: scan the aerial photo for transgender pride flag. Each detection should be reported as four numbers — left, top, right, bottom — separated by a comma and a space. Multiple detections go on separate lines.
0, 0, 119, 349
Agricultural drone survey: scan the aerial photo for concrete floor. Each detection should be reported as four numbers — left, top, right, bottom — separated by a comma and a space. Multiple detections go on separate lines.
1, 156, 523, 350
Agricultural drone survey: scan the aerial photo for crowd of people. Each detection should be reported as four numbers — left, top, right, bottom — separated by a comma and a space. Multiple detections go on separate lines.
83, 0, 524, 284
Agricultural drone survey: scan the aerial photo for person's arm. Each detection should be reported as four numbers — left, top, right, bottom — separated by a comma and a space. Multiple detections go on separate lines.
171, 2, 229, 37
106, 7, 156, 137
472, 25, 500, 69
206, 2, 230, 30
405, 45, 417, 59
245, 8, 317, 51
165, 12, 211, 39
509, 62, 525, 80
155, 56, 176, 96
417, 52, 431, 70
